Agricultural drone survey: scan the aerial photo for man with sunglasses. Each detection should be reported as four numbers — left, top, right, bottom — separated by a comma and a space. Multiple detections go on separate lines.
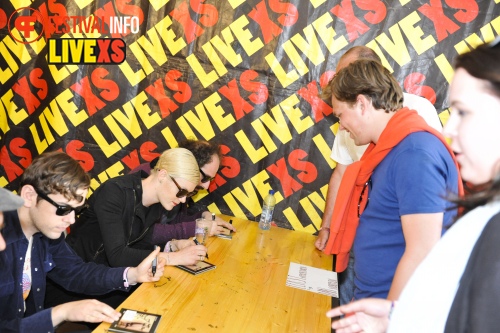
0, 151, 165, 332
319, 59, 461, 302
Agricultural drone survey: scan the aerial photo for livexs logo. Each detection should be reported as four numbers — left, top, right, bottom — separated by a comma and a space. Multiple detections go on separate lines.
8, 7, 134, 64
47, 38, 126, 64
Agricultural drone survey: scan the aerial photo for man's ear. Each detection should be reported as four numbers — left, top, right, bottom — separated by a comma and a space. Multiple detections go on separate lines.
357, 95, 372, 114
20, 185, 37, 208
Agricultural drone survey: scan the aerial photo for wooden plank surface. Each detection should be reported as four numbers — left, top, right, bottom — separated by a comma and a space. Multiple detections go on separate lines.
93, 215, 333, 333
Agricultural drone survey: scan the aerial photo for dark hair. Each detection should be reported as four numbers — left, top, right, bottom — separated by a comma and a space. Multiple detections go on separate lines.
19, 151, 90, 202
330, 59, 403, 112
178, 139, 221, 167
451, 40, 500, 212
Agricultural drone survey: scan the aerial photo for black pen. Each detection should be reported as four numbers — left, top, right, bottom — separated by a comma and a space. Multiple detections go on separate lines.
193, 238, 209, 260
212, 213, 216, 221
152, 245, 158, 277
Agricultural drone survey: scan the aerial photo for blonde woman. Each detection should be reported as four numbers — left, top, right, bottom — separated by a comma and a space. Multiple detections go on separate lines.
46, 148, 207, 309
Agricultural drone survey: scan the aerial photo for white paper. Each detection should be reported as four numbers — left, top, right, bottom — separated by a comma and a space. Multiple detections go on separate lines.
286, 262, 338, 298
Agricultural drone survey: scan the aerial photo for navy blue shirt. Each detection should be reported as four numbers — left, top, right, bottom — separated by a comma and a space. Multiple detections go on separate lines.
353, 132, 459, 300
0, 211, 129, 332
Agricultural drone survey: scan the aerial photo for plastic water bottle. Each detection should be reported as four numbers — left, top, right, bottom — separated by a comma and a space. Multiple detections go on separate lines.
259, 190, 276, 230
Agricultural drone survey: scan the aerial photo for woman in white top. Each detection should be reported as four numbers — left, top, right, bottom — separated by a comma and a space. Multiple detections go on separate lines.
326, 38, 500, 333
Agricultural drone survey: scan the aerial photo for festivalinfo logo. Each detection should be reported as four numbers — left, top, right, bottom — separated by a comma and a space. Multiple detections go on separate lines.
8, 7, 139, 64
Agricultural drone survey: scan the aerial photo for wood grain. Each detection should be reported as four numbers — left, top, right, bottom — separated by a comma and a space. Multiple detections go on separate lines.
93, 216, 333, 333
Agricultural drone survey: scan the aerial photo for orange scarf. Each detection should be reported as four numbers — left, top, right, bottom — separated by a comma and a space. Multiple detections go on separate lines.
324, 108, 463, 272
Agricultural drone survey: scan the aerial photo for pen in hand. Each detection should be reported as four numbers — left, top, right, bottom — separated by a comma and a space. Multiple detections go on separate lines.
152, 245, 158, 277
193, 238, 209, 260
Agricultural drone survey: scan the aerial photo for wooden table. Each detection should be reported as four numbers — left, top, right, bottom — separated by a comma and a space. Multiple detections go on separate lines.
94, 216, 334, 333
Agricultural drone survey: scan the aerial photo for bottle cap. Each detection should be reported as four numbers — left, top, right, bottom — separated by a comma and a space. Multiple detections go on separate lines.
269, 189, 275, 195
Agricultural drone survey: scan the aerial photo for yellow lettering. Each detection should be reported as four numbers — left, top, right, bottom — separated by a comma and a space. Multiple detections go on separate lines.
148, 0, 169, 11
202, 41, 227, 77
47, 39, 61, 63
439, 108, 451, 127
434, 54, 454, 84
252, 169, 283, 205
283, 207, 316, 233
312, 13, 348, 56
42, 99, 69, 138
230, 15, 264, 57
107, 107, 134, 146
176, 117, 197, 139
181, 102, 216, 140
312, 133, 336, 168
118, 60, 146, 86
155, 16, 186, 56
203, 92, 236, 131
1, 33, 32, 65
160, 126, 179, 148
291, 25, 325, 66
280, 94, 314, 134
88, 125, 121, 158
221, 192, 247, 218
29, 122, 49, 154
227, 0, 245, 8
57, 89, 88, 127
186, 53, 219, 88
375, 22, 411, 66
399, 11, 436, 55
83, 39, 96, 63
265, 52, 299, 88
283, 39, 308, 76
234, 129, 268, 163
129, 42, 153, 75
70, 39, 85, 63
210, 27, 243, 67
365, 40, 393, 72
310, 0, 327, 8
136, 29, 168, 66
1, 89, 28, 128
132, 91, 161, 129
251, 119, 277, 154
74, 0, 93, 9
260, 104, 292, 144
0, 42, 18, 84
231, 179, 264, 216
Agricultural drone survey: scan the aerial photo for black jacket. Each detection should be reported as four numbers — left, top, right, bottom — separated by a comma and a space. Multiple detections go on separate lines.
444, 211, 500, 332
66, 172, 163, 267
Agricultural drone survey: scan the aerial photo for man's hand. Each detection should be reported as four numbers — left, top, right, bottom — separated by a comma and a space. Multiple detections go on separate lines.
315, 228, 330, 251
51, 299, 121, 327
127, 247, 165, 284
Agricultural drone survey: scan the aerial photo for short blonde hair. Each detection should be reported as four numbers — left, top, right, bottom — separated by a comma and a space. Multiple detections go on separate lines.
154, 148, 199, 184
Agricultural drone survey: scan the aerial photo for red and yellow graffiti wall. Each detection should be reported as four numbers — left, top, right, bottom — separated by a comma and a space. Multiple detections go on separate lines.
1, 0, 499, 232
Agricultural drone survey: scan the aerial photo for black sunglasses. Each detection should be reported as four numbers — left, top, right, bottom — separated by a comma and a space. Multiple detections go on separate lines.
199, 168, 215, 183
357, 178, 371, 218
169, 176, 197, 198
35, 188, 89, 216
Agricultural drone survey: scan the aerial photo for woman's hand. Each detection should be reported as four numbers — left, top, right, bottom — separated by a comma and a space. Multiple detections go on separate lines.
327, 298, 392, 333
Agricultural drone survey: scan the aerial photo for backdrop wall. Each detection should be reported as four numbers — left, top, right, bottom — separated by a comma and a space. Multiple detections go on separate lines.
1, 0, 499, 232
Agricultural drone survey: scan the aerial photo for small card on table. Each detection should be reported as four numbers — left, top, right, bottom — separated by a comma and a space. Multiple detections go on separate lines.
109, 308, 161, 333
176, 260, 216, 275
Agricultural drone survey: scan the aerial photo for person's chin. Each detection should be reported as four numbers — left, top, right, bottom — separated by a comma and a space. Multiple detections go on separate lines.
46, 230, 65, 239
